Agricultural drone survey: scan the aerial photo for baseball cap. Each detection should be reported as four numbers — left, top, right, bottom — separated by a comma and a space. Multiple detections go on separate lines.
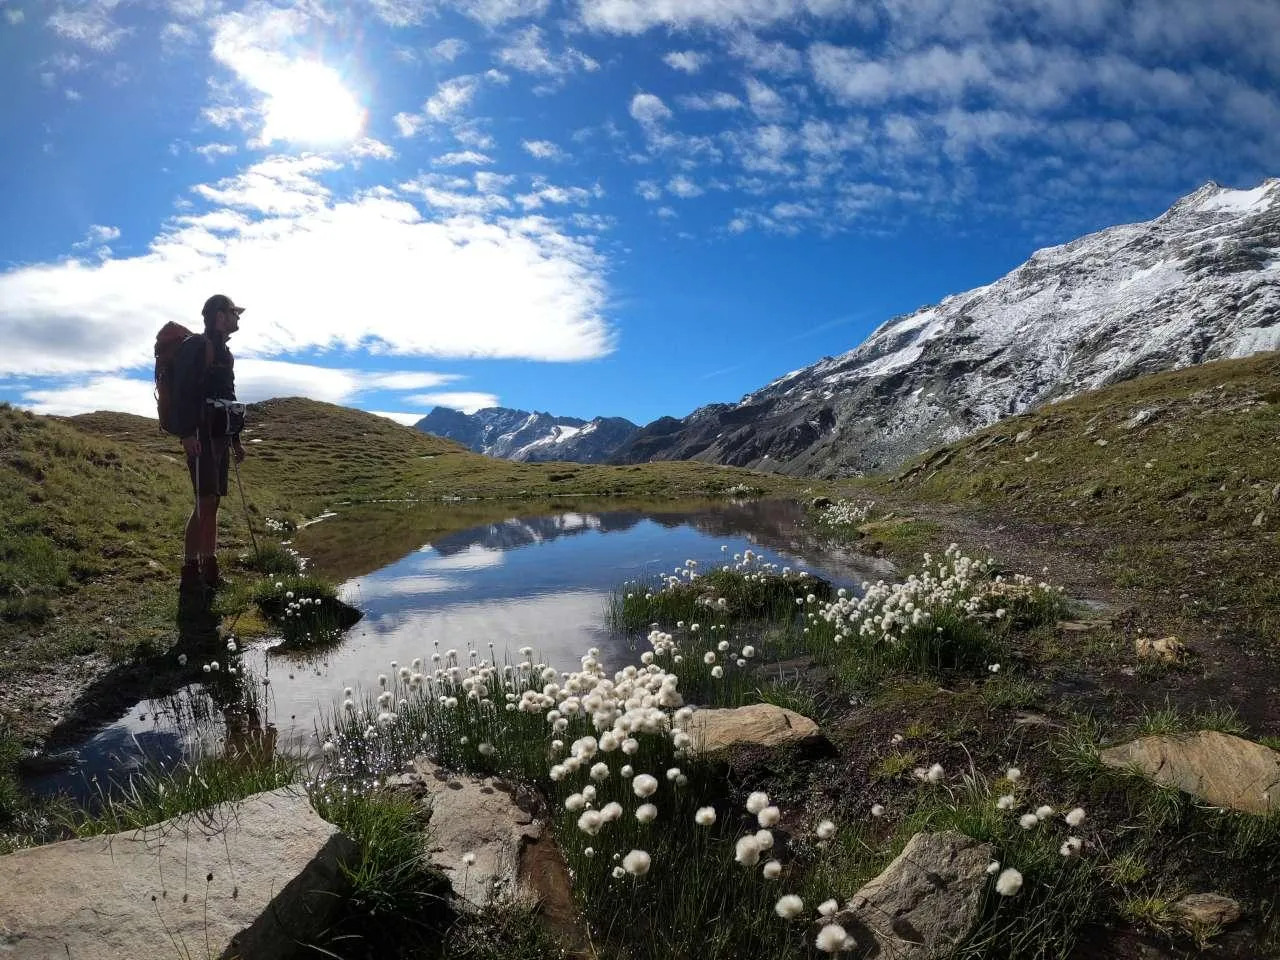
202, 294, 245, 318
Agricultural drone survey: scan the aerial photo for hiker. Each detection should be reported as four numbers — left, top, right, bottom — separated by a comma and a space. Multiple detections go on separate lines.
171, 294, 247, 593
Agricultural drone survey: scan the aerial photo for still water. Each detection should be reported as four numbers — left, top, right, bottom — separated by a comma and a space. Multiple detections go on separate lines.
30, 500, 891, 800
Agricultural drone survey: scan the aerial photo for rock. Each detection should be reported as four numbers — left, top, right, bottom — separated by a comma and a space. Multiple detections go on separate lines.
1134, 635, 1186, 663
0, 788, 353, 960
1172, 893, 1242, 929
1253, 511, 1265, 527
1014, 428, 1035, 443
834, 830, 993, 959
688, 703, 823, 755
385, 759, 540, 907
1099, 731, 1280, 815
811, 496, 834, 509
1058, 619, 1111, 632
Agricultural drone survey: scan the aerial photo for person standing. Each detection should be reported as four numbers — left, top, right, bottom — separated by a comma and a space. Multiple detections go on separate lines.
173, 294, 247, 593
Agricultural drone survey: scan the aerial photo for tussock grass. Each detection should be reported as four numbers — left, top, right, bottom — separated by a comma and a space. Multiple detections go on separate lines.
69, 749, 300, 837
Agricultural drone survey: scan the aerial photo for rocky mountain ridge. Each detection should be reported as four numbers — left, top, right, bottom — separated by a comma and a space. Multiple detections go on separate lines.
610, 178, 1280, 476
416, 406, 639, 463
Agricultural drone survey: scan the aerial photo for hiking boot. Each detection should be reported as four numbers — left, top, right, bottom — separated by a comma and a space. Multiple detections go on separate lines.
200, 556, 225, 591
179, 560, 204, 593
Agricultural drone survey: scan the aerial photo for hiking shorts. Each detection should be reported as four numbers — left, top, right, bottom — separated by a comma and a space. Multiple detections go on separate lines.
187, 434, 230, 499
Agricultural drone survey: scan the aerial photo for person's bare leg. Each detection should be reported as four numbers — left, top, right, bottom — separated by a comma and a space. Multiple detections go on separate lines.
199, 496, 220, 557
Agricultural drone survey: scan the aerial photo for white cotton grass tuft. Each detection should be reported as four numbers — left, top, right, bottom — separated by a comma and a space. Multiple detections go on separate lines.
636, 803, 658, 823
746, 791, 770, 814
600, 801, 623, 822
762, 859, 783, 879
774, 894, 804, 919
1005, 767, 1021, 782
986, 860, 1001, 875
1065, 807, 1086, 827
995, 867, 1024, 896
633, 774, 659, 798
1060, 836, 1083, 857
818, 899, 839, 917
1035, 805, 1054, 819
695, 806, 716, 826
622, 849, 651, 876
754, 829, 774, 850
996, 794, 1016, 810
814, 923, 853, 953
816, 820, 836, 840
735, 836, 762, 867
565, 793, 586, 812
758, 805, 781, 827
577, 811, 604, 836
612, 866, 625, 879
870, 804, 885, 817
590, 762, 610, 781
1019, 813, 1039, 830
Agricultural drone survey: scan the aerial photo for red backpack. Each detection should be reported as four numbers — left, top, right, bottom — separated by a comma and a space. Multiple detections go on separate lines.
154, 322, 212, 434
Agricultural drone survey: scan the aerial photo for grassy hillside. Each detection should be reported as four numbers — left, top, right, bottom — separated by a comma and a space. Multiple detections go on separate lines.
873, 349, 1280, 642
1, 398, 818, 745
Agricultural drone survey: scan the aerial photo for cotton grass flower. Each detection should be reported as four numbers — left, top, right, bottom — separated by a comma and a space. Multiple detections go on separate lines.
758, 805, 781, 827
622, 849, 651, 876
1065, 807, 1086, 827
762, 860, 783, 879
612, 866, 625, 879
814, 923, 852, 953
1019, 813, 1039, 830
818, 899, 838, 917
986, 861, 1001, 875
633, 774, 658, 798
590, 762, 610, 781
1060, 837, 1083, 857
577, 811, 604, 836
774, 894, 804, 919
565, 793, 586, 812
995, 868, 1024, 896
600, 802, 623, 822
746, 791, 770, 814
1005, 767, 1021, 782
735, 836, 762, 867
636, 803, 658, 823
997, 794, 1016, 810
1035, 805, 1055, 819
695, 806, 716, 826
816, 820, 836, 840
870, 803, 885, 817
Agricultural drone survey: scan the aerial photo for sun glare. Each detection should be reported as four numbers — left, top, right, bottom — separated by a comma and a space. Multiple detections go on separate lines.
260, 60, 366, 147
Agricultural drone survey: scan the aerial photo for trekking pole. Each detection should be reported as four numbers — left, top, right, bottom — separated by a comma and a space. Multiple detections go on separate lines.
232, 452, 261, 563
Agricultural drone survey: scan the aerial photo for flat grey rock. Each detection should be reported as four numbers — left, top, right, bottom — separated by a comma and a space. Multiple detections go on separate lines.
836, 830, 993, 960
386, 759, 540, 907
0, 787, 353, 960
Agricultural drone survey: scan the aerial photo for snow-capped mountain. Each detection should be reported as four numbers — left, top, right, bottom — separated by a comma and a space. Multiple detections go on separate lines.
416, 406, 639, 463
611, 179, 1280, 477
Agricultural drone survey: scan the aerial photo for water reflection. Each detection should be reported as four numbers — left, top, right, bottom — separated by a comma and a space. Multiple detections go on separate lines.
31, 500, 890, 800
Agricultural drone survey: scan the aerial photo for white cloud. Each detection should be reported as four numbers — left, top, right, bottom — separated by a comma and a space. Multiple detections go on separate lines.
744, 76, 788, 119
72, 224, 121, 249
629, 92, 672, 127
349, 137, 396, 160
46, 3, 129, 50
728, 33, 804, 75
393, 112, 425, 138
403, 391, 500, 413
435, 150, 494, 166
516, 179, 600, 209
678, 91, 743, 111
667, 175, 702, 198
426, 75, 481, 121
0, 154, 614, 378
196, 142, 238, 160
432, 37, 468, 60
663, 50, 706, 73
447, 0, 548, 26
370, 410, 431, 426
6, 8, 25, 24
635, 180, 662, 201
14, 365, 468, 418
366, 0, 433, 27
497, 25, 599, 76
580, 0, 857, 33
522, 139, 565, 160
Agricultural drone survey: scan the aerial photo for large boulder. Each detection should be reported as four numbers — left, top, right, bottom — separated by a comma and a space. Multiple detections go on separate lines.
384, 759, 540, 907
834, 830, 993, 959
1099, 731, 1280, 815
687, 703, 823, 755
0, 788, 353, 960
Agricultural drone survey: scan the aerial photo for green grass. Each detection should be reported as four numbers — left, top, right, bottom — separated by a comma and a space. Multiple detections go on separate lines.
69, 749, 300, 837
879, 350, 1280, 643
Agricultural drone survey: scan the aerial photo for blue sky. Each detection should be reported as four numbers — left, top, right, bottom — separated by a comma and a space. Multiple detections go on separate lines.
1, 0, 1276, 426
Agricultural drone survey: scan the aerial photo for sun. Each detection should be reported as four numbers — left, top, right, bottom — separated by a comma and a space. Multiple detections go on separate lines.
259, 60, 366, 147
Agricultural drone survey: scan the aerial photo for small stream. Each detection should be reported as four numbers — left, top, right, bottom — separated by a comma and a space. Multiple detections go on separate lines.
27, 499, 892, 802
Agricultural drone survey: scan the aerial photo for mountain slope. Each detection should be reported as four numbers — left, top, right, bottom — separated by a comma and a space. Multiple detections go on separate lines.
612, 178, 1280, 477
416, 406, 639, 463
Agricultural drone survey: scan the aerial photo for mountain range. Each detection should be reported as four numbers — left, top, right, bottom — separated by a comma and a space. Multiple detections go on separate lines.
415, 406, 639, 463
610, 178, 1280, 476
